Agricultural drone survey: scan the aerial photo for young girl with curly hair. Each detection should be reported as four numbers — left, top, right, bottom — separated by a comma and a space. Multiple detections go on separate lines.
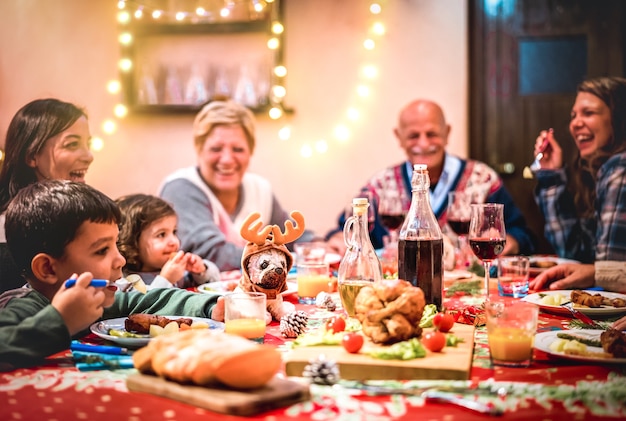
116, 194, 220, 291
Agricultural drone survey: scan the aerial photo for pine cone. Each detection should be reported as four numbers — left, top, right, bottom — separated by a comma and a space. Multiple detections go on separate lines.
325, 299, 337, 312
315, 292, 336, 311
302, 355, 340, 385
279, 310, 309, 338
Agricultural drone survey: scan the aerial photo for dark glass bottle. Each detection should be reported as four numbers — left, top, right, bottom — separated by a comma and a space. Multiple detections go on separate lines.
398, 164, 444, 309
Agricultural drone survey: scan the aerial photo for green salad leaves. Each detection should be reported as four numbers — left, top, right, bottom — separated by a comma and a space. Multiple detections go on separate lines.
368, 338, 426, 360
418, 304, 438, 328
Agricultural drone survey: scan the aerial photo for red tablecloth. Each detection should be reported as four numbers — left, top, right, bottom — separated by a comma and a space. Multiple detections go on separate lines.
1, 286, 625, 421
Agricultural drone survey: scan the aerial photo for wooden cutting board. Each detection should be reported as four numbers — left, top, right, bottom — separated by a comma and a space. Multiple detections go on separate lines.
284, 323, 475, 381
126, 374, 310, 416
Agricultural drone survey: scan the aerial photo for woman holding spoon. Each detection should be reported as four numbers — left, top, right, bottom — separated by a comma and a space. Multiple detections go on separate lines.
532, 76, 626, 263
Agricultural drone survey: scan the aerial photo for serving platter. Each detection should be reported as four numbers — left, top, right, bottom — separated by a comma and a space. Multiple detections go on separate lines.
522, 290, 626, 317
90, 316, 224, 348
534, 330, 626, 364
198, 280, 298, 297
284, 324, 476, 381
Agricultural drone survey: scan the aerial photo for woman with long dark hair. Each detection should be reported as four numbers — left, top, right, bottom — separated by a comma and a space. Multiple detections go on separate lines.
0, 98, 93, 292
533, 76, 626, 263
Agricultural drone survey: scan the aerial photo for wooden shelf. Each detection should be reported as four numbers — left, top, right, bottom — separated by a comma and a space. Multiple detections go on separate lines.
129, 20, 269, 36
120, 0, 288, 115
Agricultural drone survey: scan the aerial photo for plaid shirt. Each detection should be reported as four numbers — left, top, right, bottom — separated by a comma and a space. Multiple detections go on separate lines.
328, 155, 536, 255
534, 152, 626, 263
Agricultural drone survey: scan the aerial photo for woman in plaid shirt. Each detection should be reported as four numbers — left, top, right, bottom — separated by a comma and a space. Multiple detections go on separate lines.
533, 77, 626, 264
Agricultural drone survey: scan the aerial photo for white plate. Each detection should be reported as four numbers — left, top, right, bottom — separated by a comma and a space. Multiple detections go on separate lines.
90, 316, 224, 348
527, 255, 579, 275
534, 330, 626, 364
197, 280, 298, 297
522, 290, 626, 317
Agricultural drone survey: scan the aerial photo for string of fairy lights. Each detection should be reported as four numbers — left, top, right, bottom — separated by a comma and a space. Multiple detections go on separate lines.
97, 0, 386, 158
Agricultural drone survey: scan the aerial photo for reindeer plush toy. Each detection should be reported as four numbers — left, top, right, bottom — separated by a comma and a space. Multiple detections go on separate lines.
238, 211, 305, 323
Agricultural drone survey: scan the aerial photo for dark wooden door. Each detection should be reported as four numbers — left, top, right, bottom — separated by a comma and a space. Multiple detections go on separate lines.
469, 0, 626, 253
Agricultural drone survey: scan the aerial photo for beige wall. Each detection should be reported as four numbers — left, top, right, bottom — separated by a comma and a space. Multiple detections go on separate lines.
0, 0, 467, 237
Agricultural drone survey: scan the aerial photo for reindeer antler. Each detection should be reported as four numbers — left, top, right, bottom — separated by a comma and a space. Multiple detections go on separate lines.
240, 212, 273, 246
272, 211, 306, 245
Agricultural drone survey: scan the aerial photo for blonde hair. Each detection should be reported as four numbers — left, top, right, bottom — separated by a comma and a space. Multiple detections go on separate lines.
193, 100, 256, 153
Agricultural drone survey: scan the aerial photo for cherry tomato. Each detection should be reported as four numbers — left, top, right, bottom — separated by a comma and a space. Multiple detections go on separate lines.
325, 316, 346, 333
422, 331, 446, 352
342, 332, 364, 353
433, 312, 455, 333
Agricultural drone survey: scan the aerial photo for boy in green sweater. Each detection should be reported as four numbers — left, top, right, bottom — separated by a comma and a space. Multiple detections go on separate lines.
0, 180, 225, 370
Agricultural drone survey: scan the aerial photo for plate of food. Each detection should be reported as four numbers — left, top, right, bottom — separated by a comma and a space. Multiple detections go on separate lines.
528, 255, 579, 276
534, 329, 626, 364
197, 280, 298, 297
522, 289, 626, 316
90, 315, 224, 348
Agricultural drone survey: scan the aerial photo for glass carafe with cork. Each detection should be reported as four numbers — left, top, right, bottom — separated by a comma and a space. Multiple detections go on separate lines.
337, 197, 383, 317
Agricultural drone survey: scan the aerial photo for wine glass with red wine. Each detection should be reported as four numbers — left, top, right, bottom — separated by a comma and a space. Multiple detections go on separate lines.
447, 191, 472, 268
379, 189, 405, 244
468, 203, 506, 296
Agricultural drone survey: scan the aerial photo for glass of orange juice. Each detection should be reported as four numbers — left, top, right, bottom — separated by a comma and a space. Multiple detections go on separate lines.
224, 292, 266, 343
297, 262, 331, 304
485, 299, 538, 367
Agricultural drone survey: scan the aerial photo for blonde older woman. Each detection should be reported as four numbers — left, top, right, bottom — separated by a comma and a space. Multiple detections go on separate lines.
159, 100, 314, 271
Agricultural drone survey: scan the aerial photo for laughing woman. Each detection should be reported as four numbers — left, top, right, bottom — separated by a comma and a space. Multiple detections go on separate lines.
533, 76, 626, 263
0, 98, 94, 292
159, 100, 315, 272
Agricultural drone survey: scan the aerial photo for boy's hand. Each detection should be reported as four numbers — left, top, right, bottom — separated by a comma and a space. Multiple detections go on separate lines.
160, 251, 186, 284
211, 296, 225, 322
184, 253, 207, 274
52, 273, 106, 336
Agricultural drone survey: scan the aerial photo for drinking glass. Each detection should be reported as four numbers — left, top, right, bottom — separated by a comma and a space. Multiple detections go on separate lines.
224, 292, 267, 343
446, 191, 473, 268
468, 203, 506, 297
486, 299, 538, 367
296, 262, 331, 304
497, 256, 530, 298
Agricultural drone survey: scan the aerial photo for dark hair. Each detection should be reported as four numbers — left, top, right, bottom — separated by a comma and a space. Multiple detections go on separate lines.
5, 180, 121, 275
0, 98, 87, 213
115, 194, 177, 272
570, 77, 626, 216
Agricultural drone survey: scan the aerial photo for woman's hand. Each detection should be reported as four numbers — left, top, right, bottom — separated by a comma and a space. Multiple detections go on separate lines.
211, 296, 225, 322
529, 263, 595, 291
612, 315, 626, 331
535, 128, 563, 170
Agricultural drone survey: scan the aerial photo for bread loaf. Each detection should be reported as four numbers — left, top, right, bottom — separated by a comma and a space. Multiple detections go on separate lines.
132, 329, 282, 389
